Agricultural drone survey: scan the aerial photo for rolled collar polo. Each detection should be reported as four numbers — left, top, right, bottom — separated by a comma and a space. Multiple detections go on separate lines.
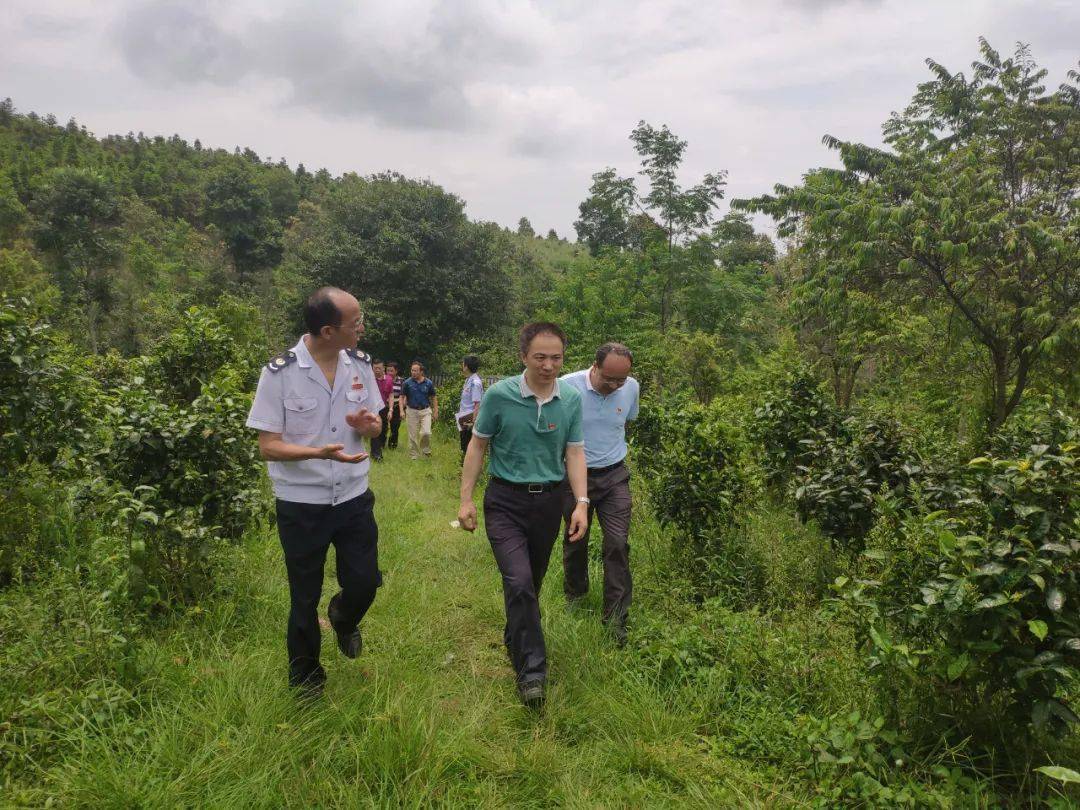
473, 374, 584, 484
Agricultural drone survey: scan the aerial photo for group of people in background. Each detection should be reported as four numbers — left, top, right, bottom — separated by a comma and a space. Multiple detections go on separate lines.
248, 287, 639, 711
368, 358, 438, 461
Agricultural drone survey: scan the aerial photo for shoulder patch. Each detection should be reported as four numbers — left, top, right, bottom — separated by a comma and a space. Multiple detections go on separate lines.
345, 348, 371, 363
266, 350, 297, 373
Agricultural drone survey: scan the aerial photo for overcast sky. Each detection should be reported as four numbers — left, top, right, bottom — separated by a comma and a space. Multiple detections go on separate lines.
2, 0, 1077, 239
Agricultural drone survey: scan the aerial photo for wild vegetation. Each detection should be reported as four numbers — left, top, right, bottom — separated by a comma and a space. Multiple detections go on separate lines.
1, 40, 1078, 806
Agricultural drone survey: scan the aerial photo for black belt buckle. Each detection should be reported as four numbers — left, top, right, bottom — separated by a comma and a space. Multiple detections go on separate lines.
527, 483, 544, 494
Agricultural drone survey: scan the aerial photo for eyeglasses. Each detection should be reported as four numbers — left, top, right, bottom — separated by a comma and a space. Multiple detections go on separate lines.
335, 316, 364, 331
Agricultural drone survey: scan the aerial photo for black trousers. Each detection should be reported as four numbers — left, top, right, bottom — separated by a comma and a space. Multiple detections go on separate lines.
562, 463, 633, 628
387, 409, 402, 449
484, 480, 565, 684
371, 406, 389, 459
275, 490, 380, 687
459, 426, 473, 457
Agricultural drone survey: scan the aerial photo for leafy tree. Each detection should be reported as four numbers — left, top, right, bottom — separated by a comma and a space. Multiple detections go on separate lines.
203, 160, 283, 281
741, 41, 1080, 432
574, 167, 635, 255
516, 216, 535, 238
29, 167, 122, 351
287, 173, 512, 363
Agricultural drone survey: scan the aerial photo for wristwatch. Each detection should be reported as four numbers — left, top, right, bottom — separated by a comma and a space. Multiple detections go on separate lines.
576, 496, 590, 505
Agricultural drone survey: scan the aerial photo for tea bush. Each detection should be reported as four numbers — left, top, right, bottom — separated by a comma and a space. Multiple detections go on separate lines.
793, 414, 916, 551
751, 372, 842, 486
835, 409, 1080, 745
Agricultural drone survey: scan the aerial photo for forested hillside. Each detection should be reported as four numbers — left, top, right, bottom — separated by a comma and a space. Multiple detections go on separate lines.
1, 39, 1078, 806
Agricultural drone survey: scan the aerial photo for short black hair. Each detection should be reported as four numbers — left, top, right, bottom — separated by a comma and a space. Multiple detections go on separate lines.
410, 359, 425, 372
519, 322, 567, 357
304, 287, 344, 335
373, 358, 384, 366
595, 342, 633, 367
462, 354, 480, 373
386, 360, 399, 372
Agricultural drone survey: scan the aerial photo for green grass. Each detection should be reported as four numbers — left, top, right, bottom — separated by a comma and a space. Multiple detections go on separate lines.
3, 431, 797, 808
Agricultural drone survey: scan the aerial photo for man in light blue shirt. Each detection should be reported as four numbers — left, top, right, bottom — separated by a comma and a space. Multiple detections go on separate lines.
455, 354, 484, 458
559, 342, 639, 645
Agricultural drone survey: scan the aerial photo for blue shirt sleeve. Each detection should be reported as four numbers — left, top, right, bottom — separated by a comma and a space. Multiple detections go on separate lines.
626, 379, 640, 421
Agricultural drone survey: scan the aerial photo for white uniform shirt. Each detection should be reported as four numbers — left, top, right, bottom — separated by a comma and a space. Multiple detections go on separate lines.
246, 335, 383, 505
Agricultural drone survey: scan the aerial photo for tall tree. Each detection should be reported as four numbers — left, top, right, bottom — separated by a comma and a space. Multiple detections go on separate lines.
29, 166, 121, 351
574, 167, 636, 255
516, 216, 535, 238
740, 41, 1080, 432
629, 122, 727, 340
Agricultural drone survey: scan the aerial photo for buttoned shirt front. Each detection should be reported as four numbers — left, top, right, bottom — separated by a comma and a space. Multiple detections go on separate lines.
560, 368, 639, 468
246, 335, 383, 505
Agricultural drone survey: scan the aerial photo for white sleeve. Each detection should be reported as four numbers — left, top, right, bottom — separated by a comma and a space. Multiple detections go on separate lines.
246, 366, 284, 432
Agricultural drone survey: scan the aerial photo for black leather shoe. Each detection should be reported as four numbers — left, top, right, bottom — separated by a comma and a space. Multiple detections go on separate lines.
518, 679, 545, 708
328, 595, 362, 659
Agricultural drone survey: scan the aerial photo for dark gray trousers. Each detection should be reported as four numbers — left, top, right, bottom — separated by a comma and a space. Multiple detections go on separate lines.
483, 480, 565, 684
562, 462, 633, 627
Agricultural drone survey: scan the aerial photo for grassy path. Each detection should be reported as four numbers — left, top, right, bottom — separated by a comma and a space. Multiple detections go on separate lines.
41, 431, 794, 807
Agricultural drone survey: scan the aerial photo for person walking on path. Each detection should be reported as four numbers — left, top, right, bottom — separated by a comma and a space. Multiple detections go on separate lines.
246, 287, 384, 698
400, 361, 438, 459
458, 323, 589, 708
455, 354, 484, 459
559, 343, 639, 647
370, 359, 393, 461
385, 361, 404, 450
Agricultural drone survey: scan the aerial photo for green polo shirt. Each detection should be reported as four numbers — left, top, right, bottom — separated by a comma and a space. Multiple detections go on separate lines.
473, 374, 584, 484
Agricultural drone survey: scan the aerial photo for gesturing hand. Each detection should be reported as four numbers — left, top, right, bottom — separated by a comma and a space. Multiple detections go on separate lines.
345, 408, 380, 436
318, 444, 368, 463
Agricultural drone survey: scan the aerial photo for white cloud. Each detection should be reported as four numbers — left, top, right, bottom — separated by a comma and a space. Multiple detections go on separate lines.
1, 0, 1077, 238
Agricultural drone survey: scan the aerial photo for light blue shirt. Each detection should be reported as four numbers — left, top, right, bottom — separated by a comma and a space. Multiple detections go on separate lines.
456, 372, 484, 428
246, 335, 383, 505
559, 368, 639, 468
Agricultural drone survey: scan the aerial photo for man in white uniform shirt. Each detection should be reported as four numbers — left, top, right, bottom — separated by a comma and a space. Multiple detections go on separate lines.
559, 342, 639, 646
246, 287, 383, 697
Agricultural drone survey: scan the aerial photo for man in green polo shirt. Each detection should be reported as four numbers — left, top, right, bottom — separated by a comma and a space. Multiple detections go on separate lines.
459, 322, 589, 708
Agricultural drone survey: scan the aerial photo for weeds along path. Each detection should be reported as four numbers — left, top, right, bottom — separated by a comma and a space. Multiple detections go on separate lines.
43, 431, 793, 807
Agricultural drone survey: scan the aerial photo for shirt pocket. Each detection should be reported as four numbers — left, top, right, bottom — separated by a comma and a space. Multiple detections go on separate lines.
283, 397, 320, 435
345, 390, 366, 406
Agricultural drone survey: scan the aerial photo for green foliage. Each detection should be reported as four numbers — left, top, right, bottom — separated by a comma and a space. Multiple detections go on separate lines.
741, 40, 1080, 432
287, 173, 512, 363
0, 296, 94, 468
645, 400, 762, 603
835, 408, 1080, 745
150, 298, 266, 404
794, 415, 915, 550
751, 372, 841, 486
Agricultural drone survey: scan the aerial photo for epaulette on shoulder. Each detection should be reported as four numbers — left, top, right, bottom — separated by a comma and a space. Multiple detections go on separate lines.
266, 350, 297, 372
345, 348, 371, 363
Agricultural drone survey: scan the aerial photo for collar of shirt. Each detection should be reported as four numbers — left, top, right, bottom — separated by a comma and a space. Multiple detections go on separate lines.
517, 373, 561, 405
292, 335, 359, 396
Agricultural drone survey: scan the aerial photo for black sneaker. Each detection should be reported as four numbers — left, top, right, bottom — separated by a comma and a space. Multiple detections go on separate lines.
328, 595, 362, 659
518, 679, 545, 709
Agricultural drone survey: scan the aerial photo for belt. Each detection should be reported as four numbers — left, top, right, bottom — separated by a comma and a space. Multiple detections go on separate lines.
587, 459, 626, 474
490, 477, 561, 493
